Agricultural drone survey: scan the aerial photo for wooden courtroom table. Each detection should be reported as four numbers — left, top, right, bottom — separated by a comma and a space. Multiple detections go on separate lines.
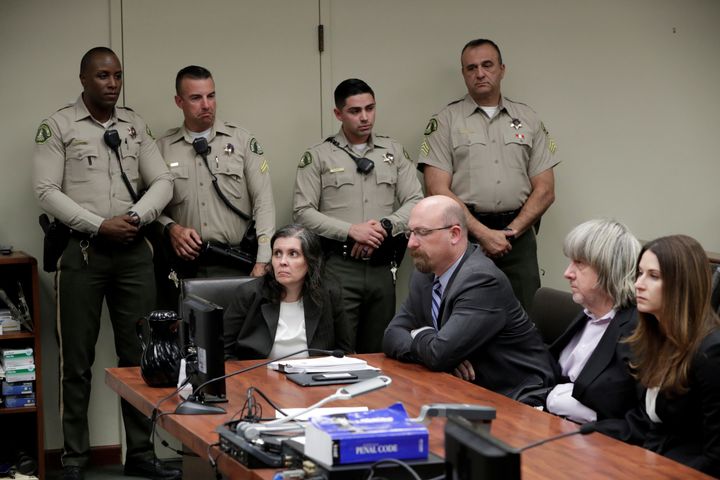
106, 354, 711, 479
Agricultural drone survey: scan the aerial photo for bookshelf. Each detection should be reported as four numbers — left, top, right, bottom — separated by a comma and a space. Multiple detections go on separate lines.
0, 252, 44, 478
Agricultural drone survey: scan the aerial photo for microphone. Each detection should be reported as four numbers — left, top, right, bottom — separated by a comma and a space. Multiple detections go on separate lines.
409, 403, 496, 424
444, 418, 595, 478
237, 375, 393, 440
192, 137, 210, 156
174, 348, 345, 415
516, 422, 596, 453
103, 129, 121, 152
104, 129, 139, 202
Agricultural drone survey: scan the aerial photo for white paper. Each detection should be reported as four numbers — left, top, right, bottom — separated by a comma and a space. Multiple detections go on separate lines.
267, 355, 375, 373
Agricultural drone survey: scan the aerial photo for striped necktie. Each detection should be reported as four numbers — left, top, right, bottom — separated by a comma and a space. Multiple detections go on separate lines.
431, 277, 442, 330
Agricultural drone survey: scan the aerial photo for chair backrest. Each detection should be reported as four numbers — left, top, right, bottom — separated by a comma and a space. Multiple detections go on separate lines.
711, 265, 720, 314
528, 287, 583, 345
179, 276, 255, 312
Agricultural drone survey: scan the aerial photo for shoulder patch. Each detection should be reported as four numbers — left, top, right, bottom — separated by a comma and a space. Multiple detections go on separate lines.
424, 118, 438, 136
540, 121, 549, 136
35, 123, 52, 144
298, 151, 313, 168
403, 148, 411, 161
249, 138, 264, 155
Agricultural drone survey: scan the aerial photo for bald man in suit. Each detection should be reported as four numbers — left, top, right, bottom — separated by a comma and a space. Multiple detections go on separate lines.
383, 195, 555, 398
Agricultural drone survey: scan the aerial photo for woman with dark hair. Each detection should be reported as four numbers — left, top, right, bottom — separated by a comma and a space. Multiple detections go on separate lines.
223, 224, 353, 359
603, 235, 720, 476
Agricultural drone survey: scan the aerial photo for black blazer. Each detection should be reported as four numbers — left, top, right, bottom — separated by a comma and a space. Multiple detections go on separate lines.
596, 329, 720, 477
548, 306, 640, 421
223, 277, 353, 359
383, 244, 555, 398
644, 330, 720, 476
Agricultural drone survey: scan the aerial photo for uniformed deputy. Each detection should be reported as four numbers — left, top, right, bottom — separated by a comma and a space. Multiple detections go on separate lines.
418, 38, 560, 310
154, 66, 275, 307
294, 79, 423, 353
32, 47, 180, 479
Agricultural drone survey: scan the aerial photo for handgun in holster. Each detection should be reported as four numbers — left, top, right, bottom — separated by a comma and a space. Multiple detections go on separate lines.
38, 214, 70, 272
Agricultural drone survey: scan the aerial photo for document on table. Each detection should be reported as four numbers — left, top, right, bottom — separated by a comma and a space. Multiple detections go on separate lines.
268, 355, 378, 373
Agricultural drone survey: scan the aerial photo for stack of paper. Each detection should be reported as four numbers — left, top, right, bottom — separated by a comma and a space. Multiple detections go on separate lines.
0, 308, 20, 334
268, 355, 375, 373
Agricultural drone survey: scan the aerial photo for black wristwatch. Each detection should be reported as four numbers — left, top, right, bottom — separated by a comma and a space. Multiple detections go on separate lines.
380, 218, 393, 235
127, 210, 141, 225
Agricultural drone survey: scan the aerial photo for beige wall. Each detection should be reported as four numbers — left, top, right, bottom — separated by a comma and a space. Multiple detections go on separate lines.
1, 0, 719, 452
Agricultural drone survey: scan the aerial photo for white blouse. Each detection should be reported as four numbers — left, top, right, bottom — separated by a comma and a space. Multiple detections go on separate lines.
268, 299, 309, 360
645, 386, 662, 423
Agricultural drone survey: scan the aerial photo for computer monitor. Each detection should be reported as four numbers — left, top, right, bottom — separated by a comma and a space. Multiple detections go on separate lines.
444, 416, 520, 480
181, 294, 226, 402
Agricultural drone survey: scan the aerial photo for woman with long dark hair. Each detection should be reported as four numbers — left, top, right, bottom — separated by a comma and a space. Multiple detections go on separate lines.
619, 235, 720, 476
223, 224, 353, 359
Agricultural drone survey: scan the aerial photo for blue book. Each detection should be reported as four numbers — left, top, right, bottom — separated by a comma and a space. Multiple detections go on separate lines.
304, 403, 429, 465
4, 394, 36, 408
1, 381, 33, 395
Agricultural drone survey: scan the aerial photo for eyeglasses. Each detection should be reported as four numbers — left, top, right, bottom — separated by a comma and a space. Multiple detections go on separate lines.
403, 225, 457, 239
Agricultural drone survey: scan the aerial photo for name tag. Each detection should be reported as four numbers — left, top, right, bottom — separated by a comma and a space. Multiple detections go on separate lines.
169, 162, 180, 167
329, 167, 345, 173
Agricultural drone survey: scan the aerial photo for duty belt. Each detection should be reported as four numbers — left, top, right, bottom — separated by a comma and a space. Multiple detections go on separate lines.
322, 238, 396, 267
466, 206, 541, 234
69, 229, 145, 247
466, 207, 521, 230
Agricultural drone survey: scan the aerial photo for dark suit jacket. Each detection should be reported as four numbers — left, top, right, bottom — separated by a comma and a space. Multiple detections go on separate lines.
596, 329, 720, 477
223, 277, 353, 359
546, 306, 640, 421
382, 244, 555, 398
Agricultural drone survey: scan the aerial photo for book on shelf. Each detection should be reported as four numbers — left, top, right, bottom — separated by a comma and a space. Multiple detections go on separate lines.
0, 310, 21, 333
3, 364, 35, 382
4, 394, 36, 408
1, 348, 34, 368
2, 381, 34, 396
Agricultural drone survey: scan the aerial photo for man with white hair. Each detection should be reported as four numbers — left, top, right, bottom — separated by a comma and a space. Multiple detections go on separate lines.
540, 219, 641, 423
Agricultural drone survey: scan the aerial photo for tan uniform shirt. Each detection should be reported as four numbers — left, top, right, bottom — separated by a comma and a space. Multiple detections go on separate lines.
156, 120, 275, 262
33, 96, 173, 233
418, 95, 559, 213
293, 129, 423, 240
